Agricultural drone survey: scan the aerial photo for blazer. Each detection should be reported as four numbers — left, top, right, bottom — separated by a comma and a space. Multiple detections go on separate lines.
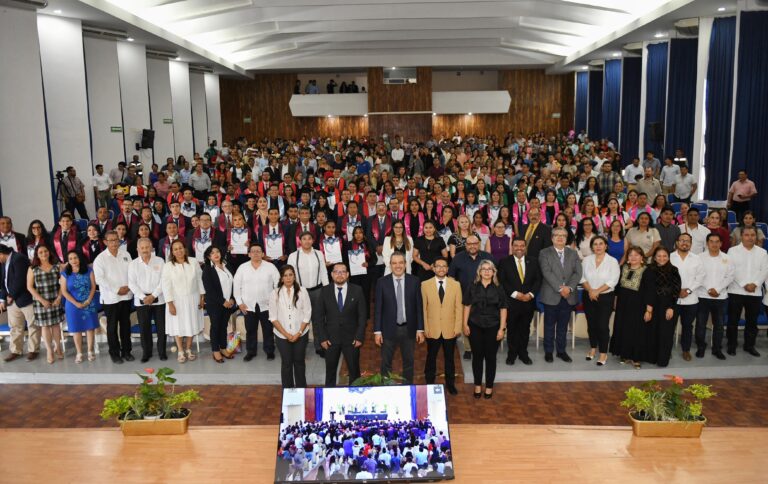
374, 273, 424, 339
520, 222, 552, 260
497, 255, 542, 308
537, 246, 583, 306
0, 252, 33, 307
201, 264, 235, 309
314, 282, 367, 345
420, 276, 463, 339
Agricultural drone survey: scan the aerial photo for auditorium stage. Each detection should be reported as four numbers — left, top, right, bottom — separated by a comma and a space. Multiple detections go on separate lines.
0, 424, 763, 483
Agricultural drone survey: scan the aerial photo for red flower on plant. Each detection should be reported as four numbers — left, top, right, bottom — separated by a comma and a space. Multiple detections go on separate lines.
145, 368, 154, 374
664, 374, 684, 385
146, 378, 153, 384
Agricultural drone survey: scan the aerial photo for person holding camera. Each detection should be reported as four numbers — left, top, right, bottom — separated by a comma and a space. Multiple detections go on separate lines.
61, 166, 89, 219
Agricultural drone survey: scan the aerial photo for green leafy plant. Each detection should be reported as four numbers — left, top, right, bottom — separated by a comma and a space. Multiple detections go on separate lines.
351, 371, 406, 386
100, 367, 202, 421
621, 375, 716, 422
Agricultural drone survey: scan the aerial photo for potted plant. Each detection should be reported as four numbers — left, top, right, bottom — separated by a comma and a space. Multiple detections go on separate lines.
621, 375, 716, 438
351, 371, 405, 386
100, 367, 202, 436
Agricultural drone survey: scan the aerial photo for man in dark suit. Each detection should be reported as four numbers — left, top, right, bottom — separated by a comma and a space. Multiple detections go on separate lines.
185, 213, 224, 263
365, 202, 392, 281
314, 262, 367, 386
0, 245, 41, 361
498, 238, 542, 365
374, 253, 425, 383
0, 217, 26, 253
521, 204, 552, 260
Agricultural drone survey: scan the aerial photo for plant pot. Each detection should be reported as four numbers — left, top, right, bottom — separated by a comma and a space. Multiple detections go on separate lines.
628, 413, 706, 438
143, 414, 163, 421
119, 410, 191, 436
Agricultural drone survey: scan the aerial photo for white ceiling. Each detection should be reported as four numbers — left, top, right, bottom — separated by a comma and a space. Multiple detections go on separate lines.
41, 0, 738, 76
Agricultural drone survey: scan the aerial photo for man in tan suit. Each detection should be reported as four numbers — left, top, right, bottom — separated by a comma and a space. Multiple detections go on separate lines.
421, 257, 463, 394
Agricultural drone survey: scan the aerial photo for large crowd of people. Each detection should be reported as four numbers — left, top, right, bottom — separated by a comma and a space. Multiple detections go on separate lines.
0, 131, 765, 394
276, 418, 452, 481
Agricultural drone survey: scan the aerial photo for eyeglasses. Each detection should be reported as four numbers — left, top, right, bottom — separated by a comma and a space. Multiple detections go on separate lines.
332, 270, 348, 274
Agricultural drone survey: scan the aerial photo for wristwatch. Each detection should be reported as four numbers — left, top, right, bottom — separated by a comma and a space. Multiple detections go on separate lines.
685, 289, 692, 295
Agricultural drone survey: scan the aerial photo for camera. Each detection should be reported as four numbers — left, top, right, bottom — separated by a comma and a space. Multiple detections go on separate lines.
55, 171, 65, 181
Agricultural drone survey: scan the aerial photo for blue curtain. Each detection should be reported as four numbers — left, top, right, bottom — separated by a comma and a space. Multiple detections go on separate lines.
664, 39, 698, 169
619, 57, 642, 165
315, 388, 323, 421
644, 42, 668, 159
732, 11, 768, 220
704, 17, 736, 201
587, 70, 603, 139
602, 59, 621, 146
575, 71, 588, 134
410, 385, 417, 420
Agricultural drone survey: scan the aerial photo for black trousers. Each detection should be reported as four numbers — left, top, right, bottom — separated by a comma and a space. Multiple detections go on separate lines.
324, 341, 360, 387
307, 287, 323, 352
584, 293, 613, 354
207, 304, 231, 352
727, 294, 762, 351
275, 332, 309, 388
731, 201, 750, 223
506, 301, 535, 360
468, 323, 500, 388
380, 324, 416, 383
424, 336, 457, 386
244, 310, 275, 355
677, 303, 698, 352
104, 300, 132, 358
656, 308, 678, 367
65, 196, 89, 220
135, 304, 166, 358
349, 274, 371, 320
697, 298, 726, 352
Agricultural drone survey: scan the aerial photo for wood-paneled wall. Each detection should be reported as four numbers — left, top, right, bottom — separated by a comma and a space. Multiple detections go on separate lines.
432, 69, 575, 139
367, 67, 432, 113
219, 68, 574, 143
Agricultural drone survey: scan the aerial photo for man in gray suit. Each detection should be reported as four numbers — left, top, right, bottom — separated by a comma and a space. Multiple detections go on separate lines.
538, 227, 583, 363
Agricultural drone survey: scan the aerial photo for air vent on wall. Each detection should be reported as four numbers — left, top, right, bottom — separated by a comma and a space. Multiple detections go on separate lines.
675, 18, 699, 37
0, 0, 47, 10
146, 48, 179, 60
82, 25, 128, 41
189, 64, 214, 74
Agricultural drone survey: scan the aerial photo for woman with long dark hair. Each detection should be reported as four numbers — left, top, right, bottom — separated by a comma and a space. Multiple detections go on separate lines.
580, 236, 620, 366
59, 250, 99, 363
201, 246, 236, 363
80, 224, 104, 264
25, 219, 51, 261
646, 246, 682, 367
269, 264, 312, 388
27, 245, 64, 364
413, 220, 448, 281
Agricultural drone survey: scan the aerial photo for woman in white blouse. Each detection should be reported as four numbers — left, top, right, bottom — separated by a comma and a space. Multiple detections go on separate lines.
162, 240, 205, 363
270, 265, 312, 388
580, 235, 621, 366
201, 246, 236, 363
382, 220, 414, 275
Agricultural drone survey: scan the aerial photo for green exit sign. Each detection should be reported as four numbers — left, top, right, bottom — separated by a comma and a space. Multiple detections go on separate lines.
163, 118, 173, 124
110, 126, 123, 133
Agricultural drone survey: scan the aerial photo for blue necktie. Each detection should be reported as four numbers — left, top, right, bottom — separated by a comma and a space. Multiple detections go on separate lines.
337, 287, 344, 312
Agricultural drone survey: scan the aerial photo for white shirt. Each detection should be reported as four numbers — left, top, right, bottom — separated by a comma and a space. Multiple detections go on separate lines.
727, 244, 768, 297
580, 254, 620, 293
127, 255, 165, 306
391, 148, 404, 162
660, 164, 681, 187
678, 223, 710, 254
233, 261, 280, 311
333, 283, 348, 307
624, 163, 644, 183
286, 249, 328, 289
268, 286, 312, 339
215, 265, 233, 300
697, 251, 734, 300
92, 172, 112, 191
93, 250, 133, 304
669, 251, 704, 305
674, 173, 695, 199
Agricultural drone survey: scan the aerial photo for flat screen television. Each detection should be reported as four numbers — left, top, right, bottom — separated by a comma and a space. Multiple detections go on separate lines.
275, 384, 455, 483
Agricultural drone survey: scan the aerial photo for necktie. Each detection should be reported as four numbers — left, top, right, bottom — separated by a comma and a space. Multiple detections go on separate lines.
337, 287, 344, 312
226, 215, 231, 227
525, 223, 534, 242
558, 250, 564, 267
272, 227, 276, 235
438, 280, 445, 303
517, 258, 525, 281
396, 278, 405, 324
303, 224, 309, 233
379, 218, 384, 231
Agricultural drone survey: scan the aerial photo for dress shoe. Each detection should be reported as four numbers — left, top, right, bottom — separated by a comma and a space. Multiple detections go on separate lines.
123, 354, 135, 362
520, 356, 533, 365
713, 351, 726, 360
446, 385, 458, 395
682, 351, 692, 362
544, 353, 554, 363
267, 353, 276, 361
315, 349, 326, 358
140, 356, 151, 363
556, 352, 572, 363
695, 348, 705, 358
110, 355, 124, 364
26, 352, 38, 361
505, 356, 515, 365
159, 354, 168, 361
727, 348, 736, 356
3, 353, 21, 362
483, 391, 493, 400
473, 390, 482, 399
463, 351, 472, 360
745, 347, 761, 357
243, 353, 256, 362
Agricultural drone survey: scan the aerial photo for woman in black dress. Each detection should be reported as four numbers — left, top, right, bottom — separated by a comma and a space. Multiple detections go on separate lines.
412, 220, 448, 281
646, 246, 681, 367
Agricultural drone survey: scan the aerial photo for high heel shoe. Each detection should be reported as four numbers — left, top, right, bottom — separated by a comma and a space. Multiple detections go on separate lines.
177, 352, 187, 363
473, 387, 482, 399
221, 349, 234, 359
75, 353, 83, 364
597, 358, 608, 366
483, 390, 493, 399
586, 351, 596, 361
212, 353, 225, 364
87, 351, 96, 362
186, 349, 196, 361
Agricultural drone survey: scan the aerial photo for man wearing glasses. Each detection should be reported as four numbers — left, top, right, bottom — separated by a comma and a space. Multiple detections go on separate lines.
314, 263, 367, 386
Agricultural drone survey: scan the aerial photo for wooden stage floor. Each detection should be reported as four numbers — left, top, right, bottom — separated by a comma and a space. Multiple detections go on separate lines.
0, 424, 763, 483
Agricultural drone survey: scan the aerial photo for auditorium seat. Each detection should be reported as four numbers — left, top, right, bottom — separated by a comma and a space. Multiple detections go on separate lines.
756, 222, 768, 239
727, 211, 737, 224
74, 219, 88, 232
691, 203, 708, 221
671, 202, 683, 214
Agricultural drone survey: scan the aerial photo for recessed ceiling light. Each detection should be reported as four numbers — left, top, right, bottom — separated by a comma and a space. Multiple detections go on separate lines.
654, 32, 667, 38
127, 37, 134, 42
582, 66, 589, 70
327, 114, 332, 118
53, 9, 62, 14
175, 56, 181, 60
391, 67, 396, 70
612, 52, 621, 57
468, 112, 472, 116
363, 114, 368, 118
717, 7, 726, 11
432, 113, 436, 116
